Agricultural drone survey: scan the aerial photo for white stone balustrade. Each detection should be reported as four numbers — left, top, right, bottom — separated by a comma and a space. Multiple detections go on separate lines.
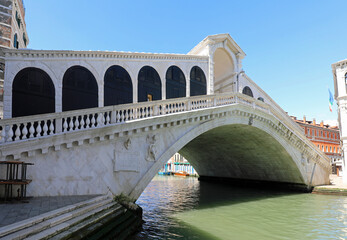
0, 93, 304, 145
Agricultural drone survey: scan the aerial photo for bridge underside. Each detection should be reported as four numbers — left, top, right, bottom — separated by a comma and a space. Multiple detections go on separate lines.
180, 124, 305, 185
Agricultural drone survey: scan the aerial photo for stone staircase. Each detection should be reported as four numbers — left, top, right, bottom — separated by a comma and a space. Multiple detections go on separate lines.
0, 195, 142, 240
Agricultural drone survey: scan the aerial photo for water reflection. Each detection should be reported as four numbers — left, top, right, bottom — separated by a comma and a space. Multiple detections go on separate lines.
131, 176, 347, 240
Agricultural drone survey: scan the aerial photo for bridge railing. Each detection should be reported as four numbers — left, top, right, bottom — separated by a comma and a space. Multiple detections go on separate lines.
0, 92, 299, 144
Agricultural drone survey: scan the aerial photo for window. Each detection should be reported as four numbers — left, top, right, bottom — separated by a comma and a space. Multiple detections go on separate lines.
13, 33, 18, 49
312, 129, 315, 136
15, 11, 21, 28
330, 146, 332, 152
307, 128, 310, 135
334, 147, 336, 153
325, 146, 328, 152
242, 86, 253, 97
317, 144, 320, 149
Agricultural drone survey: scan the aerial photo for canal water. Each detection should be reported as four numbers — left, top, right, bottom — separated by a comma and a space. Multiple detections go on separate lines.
130, 175, 347, 240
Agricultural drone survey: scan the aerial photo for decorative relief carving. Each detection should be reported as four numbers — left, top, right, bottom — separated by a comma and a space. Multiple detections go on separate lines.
146, 134, 157, 162
124, 138, 131, 150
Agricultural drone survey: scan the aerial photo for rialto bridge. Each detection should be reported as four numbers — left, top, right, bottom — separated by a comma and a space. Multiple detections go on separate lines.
0, 34, 330, 199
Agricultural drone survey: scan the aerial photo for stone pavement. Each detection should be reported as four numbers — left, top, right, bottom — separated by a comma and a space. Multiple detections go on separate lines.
323, 174, 347, 189
0, 195, 99, 227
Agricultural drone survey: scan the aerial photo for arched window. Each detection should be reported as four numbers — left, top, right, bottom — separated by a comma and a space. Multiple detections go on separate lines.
138, 66, 161, 102
190, 66, 206, 96
12, 67, 55, 117
257, 97, 264, 102
166, 66, 186, 99
307, 128, 310, 135
104, 65, 132, 106
63, 66, 98, 111
242, 86, 253, 97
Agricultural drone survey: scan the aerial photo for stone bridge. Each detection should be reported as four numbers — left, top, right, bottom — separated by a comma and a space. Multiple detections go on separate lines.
0, 34, 331, 199
0, 93, 330, 199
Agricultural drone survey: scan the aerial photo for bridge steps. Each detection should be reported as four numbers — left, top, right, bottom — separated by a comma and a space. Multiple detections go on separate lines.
0, 195, 129, 240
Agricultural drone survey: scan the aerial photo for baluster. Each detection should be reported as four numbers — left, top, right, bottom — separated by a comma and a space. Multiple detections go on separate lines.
63, 118, 68, 132
74, 116, 80, 130
49, 121, 55, 135
0, 124, 5, 143
125, 110, 129, 121
116, 110, 121, 122
91, 114, 96, 128
7, 125, 14, 142
96, 113, 102, 127
22, 123, 28, 139
80, 116, 85, 129
121, 110, 126, 122
85, 115, 90, 129
101, 113, 106, 125
36, 121, 42, 137
29, 123, 35, 138
69, 118, 74, 131
15, 124, 21, 141
145, 107, 149, 118
42, 121, 48, 136
106, 112, 110, 124
129, 109, 134, 120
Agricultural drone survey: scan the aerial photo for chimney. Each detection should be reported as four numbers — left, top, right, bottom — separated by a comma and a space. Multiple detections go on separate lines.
313, 118, 316, 125
303, 115, 306, 123
320, 121, 324, 127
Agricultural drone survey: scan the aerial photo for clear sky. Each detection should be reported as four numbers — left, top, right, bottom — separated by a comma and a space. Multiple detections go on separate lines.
23, 0, 347, 125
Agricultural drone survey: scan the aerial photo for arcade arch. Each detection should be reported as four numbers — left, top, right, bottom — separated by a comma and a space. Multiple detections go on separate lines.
166, 66, 186, 99
62, 66, 98, 111
12, 67, 55, 117
213, 48, 235, 93
138, 66, 162, 102
190, 66, 206, 96
104, 65, 133, 106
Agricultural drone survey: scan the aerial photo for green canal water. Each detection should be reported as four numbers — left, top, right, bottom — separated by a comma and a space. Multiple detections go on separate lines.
130, 176, 347, 240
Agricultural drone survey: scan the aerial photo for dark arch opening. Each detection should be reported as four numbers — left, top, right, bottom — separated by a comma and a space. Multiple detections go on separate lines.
12, 67, 55, 117
190, 66, 206, 96
166, 66, 186, 99
63, 66, 98, 111
104, 65, 133, 106
242, 86, 253, 97
138, 66, 161, 102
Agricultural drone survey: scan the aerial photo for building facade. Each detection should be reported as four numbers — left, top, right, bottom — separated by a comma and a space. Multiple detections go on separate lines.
0, 0, 29, 118
292, 116, 342, 175
332, 59, 347, 183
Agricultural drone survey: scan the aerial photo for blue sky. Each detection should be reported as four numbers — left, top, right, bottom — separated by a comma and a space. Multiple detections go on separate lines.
24, 0, 347, 124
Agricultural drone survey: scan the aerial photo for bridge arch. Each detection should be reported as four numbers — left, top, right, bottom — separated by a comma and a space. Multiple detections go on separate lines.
12, 67, 55, 117
166, 65, 186, 99
62, 65, 98, 111
104, 65, 133, 106
138, 66, 162, 102
213, 48, 235, 93
130, 114, 307, 199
